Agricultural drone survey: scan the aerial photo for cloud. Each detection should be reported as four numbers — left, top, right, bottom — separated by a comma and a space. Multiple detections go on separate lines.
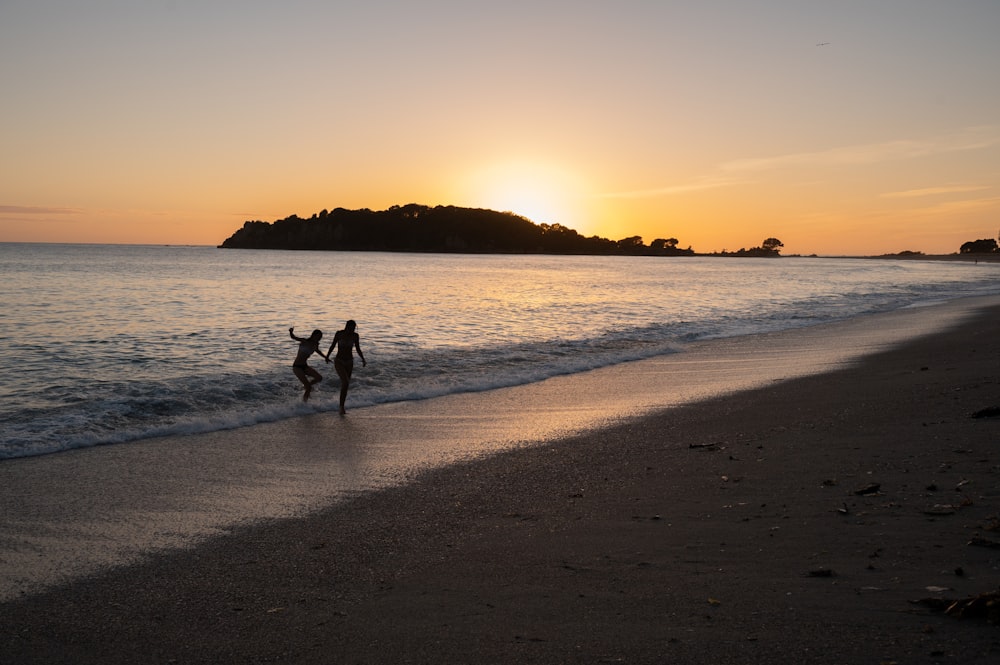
0, 205, 81, 215
600, 126, 1000, 200
881, 184, 991, 199
855, 196, 1000, 223
907, 196, 1000, 217
721, 126, 1000, 173
598, 175, 747, 199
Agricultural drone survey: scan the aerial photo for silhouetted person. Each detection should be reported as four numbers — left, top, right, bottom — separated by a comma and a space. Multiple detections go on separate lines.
289, 327, 328, 402
326, 320, 366, 415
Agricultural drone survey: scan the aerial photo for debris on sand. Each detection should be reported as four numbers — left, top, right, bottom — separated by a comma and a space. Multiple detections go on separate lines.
807, 568, 835, 578
971, 406, 1000, 419
968, 536, 1000, 549
689, 442, 722, 451
853, 483, 881, 496
912, 590, 1000, 623
922, 504, 958, 516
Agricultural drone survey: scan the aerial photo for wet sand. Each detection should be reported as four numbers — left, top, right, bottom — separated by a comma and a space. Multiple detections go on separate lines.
2, 296, 999, 663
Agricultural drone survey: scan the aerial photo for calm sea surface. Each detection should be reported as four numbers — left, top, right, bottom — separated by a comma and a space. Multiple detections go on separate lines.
1, 243, 997, 460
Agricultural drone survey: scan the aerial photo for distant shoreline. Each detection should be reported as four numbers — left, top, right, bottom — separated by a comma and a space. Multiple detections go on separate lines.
855, 253, 1000, 263
3, 241, 998, 261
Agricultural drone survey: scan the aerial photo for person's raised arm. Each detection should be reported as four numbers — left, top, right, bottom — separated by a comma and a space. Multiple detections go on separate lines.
289, 327, 307, 342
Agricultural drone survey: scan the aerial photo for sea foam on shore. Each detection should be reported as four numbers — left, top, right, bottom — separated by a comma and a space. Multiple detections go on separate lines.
4, 244, 999, 461
3, 298, 999, 664
2, 295, 996, 603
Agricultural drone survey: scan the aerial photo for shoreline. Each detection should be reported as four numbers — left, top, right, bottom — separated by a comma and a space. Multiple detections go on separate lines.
3, 296, 1000, 663
2, 297, 992, 602
847, 253, 1000, 263
6, 239, 1000, 261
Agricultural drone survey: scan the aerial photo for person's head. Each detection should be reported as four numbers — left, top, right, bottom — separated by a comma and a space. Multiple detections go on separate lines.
345, 320, 356, 332
310, 329, 323, 340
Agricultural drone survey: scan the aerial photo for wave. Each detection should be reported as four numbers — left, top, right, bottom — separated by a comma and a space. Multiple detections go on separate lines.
0, 294, 944, 460
0, 337, 689, 460
3, 248, 998, 461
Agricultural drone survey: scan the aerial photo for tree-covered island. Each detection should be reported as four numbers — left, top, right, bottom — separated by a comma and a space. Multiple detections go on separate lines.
219, 206, 995, 258
218, 204, 707, 256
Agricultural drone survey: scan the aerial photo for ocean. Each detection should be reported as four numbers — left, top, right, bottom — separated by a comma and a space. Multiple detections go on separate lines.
1, 243, 998, 461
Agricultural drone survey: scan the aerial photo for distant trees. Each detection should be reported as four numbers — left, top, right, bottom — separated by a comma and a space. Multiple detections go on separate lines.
650, 237, 678, 251
960, 238, 999, 254
649, 237, 694, 256
761, 237, 784, 253
218, 204, 696, 256
219, 205, 800, 259
710, 237, 784, 257
616, 236, 646, 252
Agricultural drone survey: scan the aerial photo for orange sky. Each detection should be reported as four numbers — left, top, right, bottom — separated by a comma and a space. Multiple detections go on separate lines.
2, 1, 998, 255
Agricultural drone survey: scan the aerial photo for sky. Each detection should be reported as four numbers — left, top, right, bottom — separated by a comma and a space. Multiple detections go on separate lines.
1, 1, 998, 255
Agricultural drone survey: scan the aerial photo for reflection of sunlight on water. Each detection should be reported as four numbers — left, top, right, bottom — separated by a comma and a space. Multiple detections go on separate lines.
0, 295, 995, 600
3, 244, 1000, 460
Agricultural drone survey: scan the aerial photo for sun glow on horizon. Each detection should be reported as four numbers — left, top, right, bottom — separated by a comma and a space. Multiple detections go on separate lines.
2, 3, 998, 255
458, 161, 594, 233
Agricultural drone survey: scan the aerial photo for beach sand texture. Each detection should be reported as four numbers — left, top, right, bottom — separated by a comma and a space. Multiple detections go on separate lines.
2, 296, 999, 664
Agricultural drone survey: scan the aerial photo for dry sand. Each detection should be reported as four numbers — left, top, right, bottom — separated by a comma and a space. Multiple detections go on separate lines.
2, 297, 999, 664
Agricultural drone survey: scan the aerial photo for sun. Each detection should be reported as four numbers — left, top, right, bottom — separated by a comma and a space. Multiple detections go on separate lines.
459, 161, 591, 230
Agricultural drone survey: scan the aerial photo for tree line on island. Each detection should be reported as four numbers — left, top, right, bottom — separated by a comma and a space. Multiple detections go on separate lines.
884, 232, 1000, 258
218, 204, 786, 257
959, 236, 1000, 255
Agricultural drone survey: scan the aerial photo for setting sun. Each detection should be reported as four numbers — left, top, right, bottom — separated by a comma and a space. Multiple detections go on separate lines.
458, 161, 593, 232
1, 2, 998, 255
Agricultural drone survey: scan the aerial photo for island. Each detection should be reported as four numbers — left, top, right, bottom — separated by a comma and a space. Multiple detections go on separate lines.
218, 204, 698, 256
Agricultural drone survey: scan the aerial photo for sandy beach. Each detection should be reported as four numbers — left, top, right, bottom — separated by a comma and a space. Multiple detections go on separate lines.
2, 296, 999, 664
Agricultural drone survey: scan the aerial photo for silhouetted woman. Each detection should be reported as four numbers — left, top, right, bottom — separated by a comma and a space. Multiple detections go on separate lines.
326, 320, 366, 414
289, 327, 328, 402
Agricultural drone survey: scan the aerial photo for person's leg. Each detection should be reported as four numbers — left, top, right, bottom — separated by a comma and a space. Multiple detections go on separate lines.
293, 366, 310, 389
293, 366, 312, 401
334, 359, 353, 414
294, 366, 322, 401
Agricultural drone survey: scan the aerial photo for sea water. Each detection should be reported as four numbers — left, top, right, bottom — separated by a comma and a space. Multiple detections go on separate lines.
1, 243, 997, 460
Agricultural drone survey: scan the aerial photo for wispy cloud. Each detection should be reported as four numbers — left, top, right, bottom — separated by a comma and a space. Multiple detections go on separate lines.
0, 205, 81, 215
854, 196, 1000, 223
905, 196, 1000, 217
598, 176, 747, 200
599, 126, 1000, 200
721, 126, 1000, 173
881, 184, 991, 199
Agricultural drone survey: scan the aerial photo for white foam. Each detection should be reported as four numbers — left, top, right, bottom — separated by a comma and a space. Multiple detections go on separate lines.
2, 246, 998, 460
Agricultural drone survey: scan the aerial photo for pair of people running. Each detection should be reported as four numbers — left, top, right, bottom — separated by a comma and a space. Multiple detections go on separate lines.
289, 320, 365, 414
